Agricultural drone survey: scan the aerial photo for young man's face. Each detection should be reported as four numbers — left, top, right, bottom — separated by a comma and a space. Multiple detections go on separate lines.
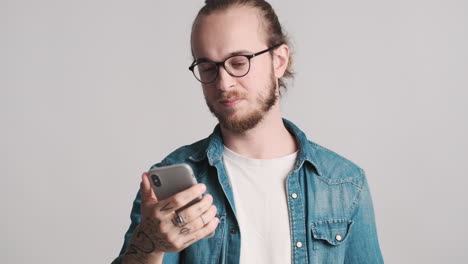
191, 5, 280, 133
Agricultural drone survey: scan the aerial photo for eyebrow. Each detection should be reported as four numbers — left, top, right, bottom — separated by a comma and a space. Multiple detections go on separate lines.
196, 50, 253, 62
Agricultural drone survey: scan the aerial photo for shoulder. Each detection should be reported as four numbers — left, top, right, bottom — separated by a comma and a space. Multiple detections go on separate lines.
308, 140, 366, 188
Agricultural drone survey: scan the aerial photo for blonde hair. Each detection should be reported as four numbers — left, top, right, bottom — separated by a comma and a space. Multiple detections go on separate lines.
192, 0, 294, 91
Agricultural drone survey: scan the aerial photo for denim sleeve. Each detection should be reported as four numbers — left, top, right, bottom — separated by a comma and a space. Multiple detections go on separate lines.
344, 170, 384, 264
111, 191, 181, 264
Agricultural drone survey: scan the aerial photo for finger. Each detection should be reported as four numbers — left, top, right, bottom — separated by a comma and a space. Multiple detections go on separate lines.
184, 217, 219, 246
200, 205, 217, 226
180, 205, 218, 233
156, 183, 206, 214
176, 194, 213, 223
161, 216, 219, 252
140, 172, 158, 204
173, 205, 218, 235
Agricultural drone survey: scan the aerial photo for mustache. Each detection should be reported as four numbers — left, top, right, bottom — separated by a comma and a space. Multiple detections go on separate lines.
217, 90, 246, 100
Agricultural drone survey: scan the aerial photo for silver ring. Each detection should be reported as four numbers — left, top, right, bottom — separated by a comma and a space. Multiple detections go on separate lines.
174, 214, 186, 227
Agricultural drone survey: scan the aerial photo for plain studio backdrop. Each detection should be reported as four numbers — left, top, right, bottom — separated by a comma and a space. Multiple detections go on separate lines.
2, 0, 467, 263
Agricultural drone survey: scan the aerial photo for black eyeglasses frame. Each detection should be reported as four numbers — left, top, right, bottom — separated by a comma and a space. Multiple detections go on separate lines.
188, 44, 282, 84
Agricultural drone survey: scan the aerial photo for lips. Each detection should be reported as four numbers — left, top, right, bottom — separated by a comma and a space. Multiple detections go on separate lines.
219, 98, 243, 107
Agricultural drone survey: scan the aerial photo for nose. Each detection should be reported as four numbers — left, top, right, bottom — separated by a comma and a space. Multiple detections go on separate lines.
215, 65, 236, 92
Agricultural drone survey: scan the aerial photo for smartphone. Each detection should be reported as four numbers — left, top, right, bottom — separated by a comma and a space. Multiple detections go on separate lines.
148, 163, 199, 203
148, 163, 214, 237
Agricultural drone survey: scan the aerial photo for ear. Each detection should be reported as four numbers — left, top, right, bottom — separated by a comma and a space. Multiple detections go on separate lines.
272, 44, 290, 79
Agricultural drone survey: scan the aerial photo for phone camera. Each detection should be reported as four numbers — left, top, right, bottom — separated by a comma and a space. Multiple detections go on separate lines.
151, 174, 162, 187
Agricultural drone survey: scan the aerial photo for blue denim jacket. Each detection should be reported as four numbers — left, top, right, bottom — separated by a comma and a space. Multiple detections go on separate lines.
113, 119, 383, 264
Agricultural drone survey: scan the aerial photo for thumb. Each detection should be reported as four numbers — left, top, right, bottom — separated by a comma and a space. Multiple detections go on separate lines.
140, 172, 158, 204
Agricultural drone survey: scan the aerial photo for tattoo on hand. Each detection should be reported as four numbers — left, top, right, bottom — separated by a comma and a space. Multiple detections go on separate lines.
124, 231, 156, 256
160, 202, 174, 212
179, 228, 190, 235
156, 239, 171, 251
184, 238, 195, 245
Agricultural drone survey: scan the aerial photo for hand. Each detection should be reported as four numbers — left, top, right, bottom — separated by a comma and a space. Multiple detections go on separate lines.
123, 172, 219, 261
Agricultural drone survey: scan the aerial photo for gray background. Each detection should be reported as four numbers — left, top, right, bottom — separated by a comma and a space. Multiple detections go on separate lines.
2, 0, 467, 263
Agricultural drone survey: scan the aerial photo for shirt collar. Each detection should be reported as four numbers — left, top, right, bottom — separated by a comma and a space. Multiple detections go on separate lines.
189, 118, 321, 176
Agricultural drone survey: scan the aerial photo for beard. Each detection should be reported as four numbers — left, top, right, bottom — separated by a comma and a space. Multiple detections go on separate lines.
205, 71, 278, 134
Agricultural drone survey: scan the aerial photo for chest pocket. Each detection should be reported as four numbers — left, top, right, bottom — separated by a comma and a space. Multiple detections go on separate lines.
311, 219, 352, 245
310, 220, 353, 263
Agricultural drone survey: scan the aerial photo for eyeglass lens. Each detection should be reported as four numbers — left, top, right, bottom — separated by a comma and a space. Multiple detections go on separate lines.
193, 55, 250, 83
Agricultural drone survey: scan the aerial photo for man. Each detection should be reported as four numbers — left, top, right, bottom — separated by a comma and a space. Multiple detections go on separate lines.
113, 0, 383, 263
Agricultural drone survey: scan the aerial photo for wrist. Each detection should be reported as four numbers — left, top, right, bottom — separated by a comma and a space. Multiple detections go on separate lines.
122, 223, 165, 264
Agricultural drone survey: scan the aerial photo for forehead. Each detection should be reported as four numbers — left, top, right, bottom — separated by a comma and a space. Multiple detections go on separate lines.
191, 5, 267, 60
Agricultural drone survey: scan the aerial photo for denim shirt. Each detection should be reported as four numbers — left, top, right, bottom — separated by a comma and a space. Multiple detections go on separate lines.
113, 119, 384, 264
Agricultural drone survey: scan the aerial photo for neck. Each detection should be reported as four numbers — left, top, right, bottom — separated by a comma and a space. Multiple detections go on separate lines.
220, 106, 297, 159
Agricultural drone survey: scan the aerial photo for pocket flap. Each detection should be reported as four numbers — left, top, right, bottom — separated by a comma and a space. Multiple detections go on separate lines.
311, 220, 353, 246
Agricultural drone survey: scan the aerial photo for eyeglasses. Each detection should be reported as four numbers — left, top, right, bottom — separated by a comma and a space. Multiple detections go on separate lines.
188, 44, 281, 84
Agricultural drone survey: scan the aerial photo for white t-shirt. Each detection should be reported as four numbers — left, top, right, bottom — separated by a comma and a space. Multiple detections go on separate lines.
223, 146, 297, 264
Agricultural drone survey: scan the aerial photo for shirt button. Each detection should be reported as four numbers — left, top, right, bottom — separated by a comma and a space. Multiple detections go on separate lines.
230, 228, 238, 234
296, 242, 303, 248
335, 235, 342, 241
291, 193, 298, 199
